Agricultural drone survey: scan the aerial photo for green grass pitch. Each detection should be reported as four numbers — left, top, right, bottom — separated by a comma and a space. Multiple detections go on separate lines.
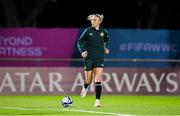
0, 95, 180, 115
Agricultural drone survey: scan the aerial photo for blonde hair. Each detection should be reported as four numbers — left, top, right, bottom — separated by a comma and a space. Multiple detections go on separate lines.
87, 14, 104, 22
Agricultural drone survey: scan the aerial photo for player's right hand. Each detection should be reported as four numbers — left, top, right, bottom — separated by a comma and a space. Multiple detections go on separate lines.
82, 51, 88, 58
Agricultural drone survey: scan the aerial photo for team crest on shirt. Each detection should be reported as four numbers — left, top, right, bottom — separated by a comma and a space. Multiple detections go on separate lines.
100, 32, 104, 37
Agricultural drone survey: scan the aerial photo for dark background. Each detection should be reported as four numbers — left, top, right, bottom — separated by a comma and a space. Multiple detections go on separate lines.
0, 0, 180, 29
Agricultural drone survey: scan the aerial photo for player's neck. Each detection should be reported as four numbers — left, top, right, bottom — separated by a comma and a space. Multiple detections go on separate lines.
95, 26, 100, 30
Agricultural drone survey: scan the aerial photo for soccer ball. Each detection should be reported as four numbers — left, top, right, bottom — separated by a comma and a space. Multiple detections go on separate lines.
61, 96, 73, 107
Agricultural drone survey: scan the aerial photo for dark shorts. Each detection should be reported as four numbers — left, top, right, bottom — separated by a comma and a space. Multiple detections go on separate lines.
83, 58, 104, 71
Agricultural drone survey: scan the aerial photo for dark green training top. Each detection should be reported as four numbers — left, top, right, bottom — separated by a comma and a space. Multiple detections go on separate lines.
77, 27, 110, 58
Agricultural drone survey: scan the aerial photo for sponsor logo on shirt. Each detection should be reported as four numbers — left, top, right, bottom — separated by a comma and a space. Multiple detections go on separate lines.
89, 33, 93, 36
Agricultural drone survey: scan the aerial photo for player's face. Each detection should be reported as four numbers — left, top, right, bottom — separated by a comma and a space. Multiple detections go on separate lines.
91, 16, 101, 28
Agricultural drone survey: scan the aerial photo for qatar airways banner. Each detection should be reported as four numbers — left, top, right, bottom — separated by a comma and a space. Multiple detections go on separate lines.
0, 67, 179, 95
0, 28, 79, 66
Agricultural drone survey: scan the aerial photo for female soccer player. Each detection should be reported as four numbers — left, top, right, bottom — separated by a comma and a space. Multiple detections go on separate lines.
77, 14, 110, 107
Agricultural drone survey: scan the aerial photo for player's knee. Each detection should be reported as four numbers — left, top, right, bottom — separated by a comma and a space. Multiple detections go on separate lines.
85, 77, 93, 84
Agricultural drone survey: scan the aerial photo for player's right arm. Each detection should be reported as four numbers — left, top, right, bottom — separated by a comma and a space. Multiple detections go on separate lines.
77, 29, 88, 58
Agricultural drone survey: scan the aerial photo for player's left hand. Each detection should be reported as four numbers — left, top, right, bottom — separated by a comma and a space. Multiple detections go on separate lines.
104, 48, 109, 54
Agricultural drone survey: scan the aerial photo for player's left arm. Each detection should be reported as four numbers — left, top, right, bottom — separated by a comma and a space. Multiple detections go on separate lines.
104, 29, 110, 54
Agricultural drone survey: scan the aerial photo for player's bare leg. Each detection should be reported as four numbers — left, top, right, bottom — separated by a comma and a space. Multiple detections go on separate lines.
81, 70, 93, 97
85, 70, 94, 84
93, 68, 103, 107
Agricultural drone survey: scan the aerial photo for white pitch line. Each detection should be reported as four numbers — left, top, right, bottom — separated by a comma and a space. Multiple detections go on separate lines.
0, 106, 132, 116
